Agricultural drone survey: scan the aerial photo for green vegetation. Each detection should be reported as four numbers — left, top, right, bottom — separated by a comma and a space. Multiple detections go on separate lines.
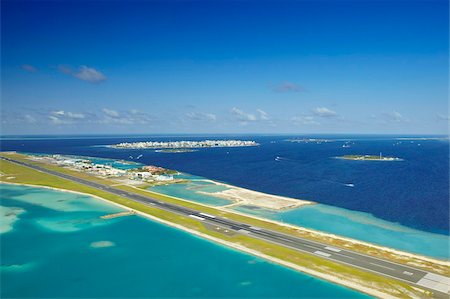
0, 152, 445, 298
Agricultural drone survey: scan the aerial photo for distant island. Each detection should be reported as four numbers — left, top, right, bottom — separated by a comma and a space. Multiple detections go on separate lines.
337, 154, 403, 161
111, 140, 259, 149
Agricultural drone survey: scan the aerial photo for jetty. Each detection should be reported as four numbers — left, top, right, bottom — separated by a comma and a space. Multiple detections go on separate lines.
101, 210, 136, 219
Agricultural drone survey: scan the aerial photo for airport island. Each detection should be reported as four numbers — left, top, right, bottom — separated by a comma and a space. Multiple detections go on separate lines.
1, 152, 449, 299
112, 140, 258, 149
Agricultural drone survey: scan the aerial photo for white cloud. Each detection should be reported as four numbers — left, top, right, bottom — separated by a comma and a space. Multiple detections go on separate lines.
100, 108, 154, 125
66, 112, 85, 119
51, 110, 85, 119
313, 107, 337, 118
58, 65, 106, 83
292, 115, 319, 125
74, 66, 106, 83
231, 107, 257, 122
186, 112, 217, 121
53, 110, 65, 116
102, 108, 120, 118
382, 110, 408, 122
257, 109, 269, 120
230, 107, 272, 125
49, 115, 66, 125
49, 110, 86, 125
21, 64, 38, 73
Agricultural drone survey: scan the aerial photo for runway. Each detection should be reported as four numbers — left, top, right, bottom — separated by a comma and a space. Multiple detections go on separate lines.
2, 156, 449, 298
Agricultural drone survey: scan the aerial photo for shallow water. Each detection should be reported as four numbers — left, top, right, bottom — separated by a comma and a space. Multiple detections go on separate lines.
0, 184, 370, 298
234, 204, 450, 259
150, 181, 233, 206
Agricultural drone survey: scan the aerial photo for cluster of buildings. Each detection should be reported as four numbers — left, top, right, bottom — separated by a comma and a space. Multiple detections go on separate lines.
35, 155, 128, 176
112, 140, 258, 149
31, 154, 175, 182
127, 165, 175, 181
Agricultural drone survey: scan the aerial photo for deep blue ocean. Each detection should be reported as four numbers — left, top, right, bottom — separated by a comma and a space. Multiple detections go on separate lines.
1, 134, 448, 235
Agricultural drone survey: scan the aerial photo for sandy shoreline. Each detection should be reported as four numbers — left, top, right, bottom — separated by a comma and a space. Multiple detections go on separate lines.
195, 179, 314, 210
0, 181, 398, 299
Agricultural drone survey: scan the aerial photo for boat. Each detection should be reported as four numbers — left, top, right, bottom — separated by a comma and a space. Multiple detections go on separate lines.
344, 183, 354, 187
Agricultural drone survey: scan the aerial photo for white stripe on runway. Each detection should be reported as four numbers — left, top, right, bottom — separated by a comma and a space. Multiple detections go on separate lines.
369, 262, 396, 271
423, 272, 450, 285
189, 215, 205, 221
325, 246, 341, 252
199, 212, 215, 218
314, 251, 331, 257
417, 278, 450, 294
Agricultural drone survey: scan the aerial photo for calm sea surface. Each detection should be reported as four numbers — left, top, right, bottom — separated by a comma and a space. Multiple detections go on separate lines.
0, 184, 370, 298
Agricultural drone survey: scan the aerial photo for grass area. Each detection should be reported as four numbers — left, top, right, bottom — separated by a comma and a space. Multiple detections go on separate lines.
0, 152, 445, 298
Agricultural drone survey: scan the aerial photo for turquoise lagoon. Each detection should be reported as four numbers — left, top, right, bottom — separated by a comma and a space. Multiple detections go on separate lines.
234, 204, 450, 259
150, 174, 450, 260
0, 184, 369, 298
150, 176, 232, 206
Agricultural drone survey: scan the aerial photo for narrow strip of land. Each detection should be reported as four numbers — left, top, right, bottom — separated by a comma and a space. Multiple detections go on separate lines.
1, 156, 449, 298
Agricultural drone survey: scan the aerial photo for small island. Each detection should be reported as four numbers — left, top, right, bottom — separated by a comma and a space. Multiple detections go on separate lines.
111, 140, 259, 149
337, 153, 403, 161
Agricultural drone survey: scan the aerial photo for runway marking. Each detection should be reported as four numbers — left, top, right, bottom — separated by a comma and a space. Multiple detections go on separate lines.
403, 271, 413, 276
314, 251, 331, 257
417, 278, 450, 294
369, 262, 396, 271
325, 246, 341, 252
423, 273, 450, 285
199, 212, 215, 218
239, 229, 250, 234
189, 215, 205, 221
250, 226, 261, 230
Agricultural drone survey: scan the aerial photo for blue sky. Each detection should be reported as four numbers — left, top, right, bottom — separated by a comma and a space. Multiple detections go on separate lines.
1, 0, 448, 135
